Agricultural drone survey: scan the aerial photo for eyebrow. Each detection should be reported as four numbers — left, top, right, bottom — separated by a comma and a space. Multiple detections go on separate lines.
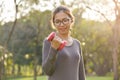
54, 17, 70, 21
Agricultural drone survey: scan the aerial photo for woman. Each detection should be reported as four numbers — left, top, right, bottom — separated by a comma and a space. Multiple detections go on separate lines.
42, 5, 86, 80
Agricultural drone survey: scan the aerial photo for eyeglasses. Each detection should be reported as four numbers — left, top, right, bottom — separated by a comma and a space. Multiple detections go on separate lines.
54, 18, 71, 26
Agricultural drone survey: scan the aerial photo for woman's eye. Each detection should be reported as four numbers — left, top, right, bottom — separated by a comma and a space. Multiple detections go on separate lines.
55, 20, 60, 23
63, 18, 69, 23
63, 19, 68, 22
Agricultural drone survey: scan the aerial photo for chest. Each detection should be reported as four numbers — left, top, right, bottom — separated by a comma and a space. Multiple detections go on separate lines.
57, 45, 80, 63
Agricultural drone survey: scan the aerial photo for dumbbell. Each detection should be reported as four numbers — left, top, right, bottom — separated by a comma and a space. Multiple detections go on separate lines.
47, 32, 66, 51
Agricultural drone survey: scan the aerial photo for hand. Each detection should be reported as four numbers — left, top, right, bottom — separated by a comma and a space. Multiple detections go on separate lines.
51, 36, 62, 50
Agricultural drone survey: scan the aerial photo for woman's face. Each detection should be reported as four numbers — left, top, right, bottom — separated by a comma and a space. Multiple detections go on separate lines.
54, 11, 72, 35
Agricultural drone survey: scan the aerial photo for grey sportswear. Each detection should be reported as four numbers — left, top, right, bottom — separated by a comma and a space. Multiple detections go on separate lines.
42, 38, 86, 80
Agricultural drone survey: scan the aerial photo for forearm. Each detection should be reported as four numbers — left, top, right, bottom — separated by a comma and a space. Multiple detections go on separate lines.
42, 40, 58, 76
42, 47, 57, 75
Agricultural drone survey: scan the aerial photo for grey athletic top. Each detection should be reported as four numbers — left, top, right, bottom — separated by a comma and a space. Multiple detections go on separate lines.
42, 38, 86, 80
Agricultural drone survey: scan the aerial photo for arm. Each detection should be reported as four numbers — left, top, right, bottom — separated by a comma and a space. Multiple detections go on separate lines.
79, 43, 86, 80
42, 39, 58, 76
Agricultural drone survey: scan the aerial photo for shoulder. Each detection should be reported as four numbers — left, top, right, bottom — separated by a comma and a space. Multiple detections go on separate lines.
72, 38, 81, 46
72, 38, 82, 50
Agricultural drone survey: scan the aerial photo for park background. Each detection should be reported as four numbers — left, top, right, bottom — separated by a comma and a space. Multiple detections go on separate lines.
0, 0, 120, 80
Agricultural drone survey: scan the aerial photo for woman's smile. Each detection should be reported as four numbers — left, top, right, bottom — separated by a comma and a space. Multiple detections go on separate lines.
59, 26, 67, 30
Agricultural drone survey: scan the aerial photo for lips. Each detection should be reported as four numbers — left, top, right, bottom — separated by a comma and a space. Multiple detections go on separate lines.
59, 28, 67, 32
59, 26, 67, 30
60, 28, 66, 30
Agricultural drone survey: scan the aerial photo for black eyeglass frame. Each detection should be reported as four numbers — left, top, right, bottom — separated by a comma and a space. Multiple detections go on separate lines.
53, 18, 71, 26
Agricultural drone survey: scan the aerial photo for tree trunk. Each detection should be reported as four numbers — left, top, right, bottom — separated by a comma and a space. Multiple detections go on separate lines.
34, 59, 37, 80
112, 19, 119, 80
112, 30, 119, 80
33, 39, 39, 80
17, 65, 21, 76
0, 61, 3, 80
12, 63, 15, 76
0, 57, 5, 80
112, 0, 120, 80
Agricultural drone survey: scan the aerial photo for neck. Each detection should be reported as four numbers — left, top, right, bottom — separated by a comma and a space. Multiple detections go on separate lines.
56, 32, 71, 40
56, 31, 73, 46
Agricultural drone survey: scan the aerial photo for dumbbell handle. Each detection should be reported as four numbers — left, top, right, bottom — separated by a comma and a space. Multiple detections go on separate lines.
47, 32, 66, 51
47, 32, 56, 41
57, 41, 66, 51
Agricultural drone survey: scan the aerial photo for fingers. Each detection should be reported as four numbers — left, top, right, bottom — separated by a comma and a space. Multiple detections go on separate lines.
54, 36, 62, 42
51, 36, 62, 50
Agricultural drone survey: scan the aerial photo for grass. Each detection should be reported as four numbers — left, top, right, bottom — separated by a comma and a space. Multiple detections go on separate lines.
8, 76, 113, 80
8, 76, 47, 80
87, 76, 113, 80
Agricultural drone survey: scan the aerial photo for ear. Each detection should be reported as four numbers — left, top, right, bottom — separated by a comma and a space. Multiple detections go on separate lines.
70, 19, 74, 24
71, 20, 73, 23
70, 20, 74, 27
70, 18, 74, 23
50, 20, 56, 30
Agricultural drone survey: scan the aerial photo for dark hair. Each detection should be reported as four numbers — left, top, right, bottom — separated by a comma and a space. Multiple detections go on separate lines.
52, 5, 74, 23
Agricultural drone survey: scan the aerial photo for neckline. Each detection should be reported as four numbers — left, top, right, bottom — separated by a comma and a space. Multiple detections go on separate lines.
65, 37, 74, 47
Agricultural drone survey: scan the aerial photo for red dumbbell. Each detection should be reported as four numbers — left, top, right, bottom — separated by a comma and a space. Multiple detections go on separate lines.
47, 32, 66, 51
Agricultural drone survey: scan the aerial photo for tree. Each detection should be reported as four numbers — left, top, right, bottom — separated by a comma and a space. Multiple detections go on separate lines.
82, 0, 120, 79
27, 9, 52, 80
112, 0, 120, 80
1, 0, 40, 79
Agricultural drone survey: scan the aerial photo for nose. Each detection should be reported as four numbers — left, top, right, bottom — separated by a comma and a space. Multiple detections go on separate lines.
59, 22, 64, 26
